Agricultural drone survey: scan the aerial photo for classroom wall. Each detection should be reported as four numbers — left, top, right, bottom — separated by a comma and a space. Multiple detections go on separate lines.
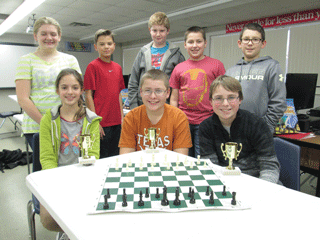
122, 21, 320, 109
1, 21, 319, 112
0, 33, 123, 112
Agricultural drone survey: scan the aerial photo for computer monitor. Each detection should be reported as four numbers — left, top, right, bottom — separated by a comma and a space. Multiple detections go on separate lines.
285, 73, 318, 111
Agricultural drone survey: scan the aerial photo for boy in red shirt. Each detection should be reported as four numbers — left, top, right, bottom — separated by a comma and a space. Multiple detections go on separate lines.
84, 29, 125, 158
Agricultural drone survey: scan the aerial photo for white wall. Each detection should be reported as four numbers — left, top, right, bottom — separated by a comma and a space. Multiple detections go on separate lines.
0, 33, 123, 112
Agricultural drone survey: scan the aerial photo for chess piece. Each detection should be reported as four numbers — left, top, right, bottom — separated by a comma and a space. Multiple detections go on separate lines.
205, 186, 210, 196
173, 187, 181, 206
166, 162, 170, 170
188, 187, 192, 198
190, 189, 196, 204
190, 160, 194, 169
209, 191, 214, 205
231, 192, 237, 205
184, 156, 188, 165
222, 185, 227, 196
106, 188, 110, 198
103, 195, 109, 209
122, 193, 128, 207
115, 158, 119, 170
161, 186, 169, 206
145, 187, 149, 198
138, 191, 144, 207
203, 161, 207, 168
155, 188, 160, 199
221, 142, 242, 175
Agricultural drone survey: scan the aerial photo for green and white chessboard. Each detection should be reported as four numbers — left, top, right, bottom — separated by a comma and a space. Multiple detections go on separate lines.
91, 151, 250, 213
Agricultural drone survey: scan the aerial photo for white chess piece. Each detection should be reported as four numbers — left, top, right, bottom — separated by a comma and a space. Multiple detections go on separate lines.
115, 158, 119, 170
139, 157, 143, 170
197, 155, 200, 165
203, 161, 207, 168
184, 156, 188, 165
176, 155, 179, 170
166, 161, 170, 170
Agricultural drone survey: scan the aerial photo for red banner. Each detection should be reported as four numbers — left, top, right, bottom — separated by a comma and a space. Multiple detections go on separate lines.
226, 8, 320, 33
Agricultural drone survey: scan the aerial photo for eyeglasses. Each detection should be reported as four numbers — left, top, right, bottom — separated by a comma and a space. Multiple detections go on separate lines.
211, 96, 239, 104
241, 38, 262, 44
142, 89, 167, 96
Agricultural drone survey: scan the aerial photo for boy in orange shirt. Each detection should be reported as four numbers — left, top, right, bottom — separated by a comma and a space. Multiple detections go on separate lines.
119, 69, 192, 155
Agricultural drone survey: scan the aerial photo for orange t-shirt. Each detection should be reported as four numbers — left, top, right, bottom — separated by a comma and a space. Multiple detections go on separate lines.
119, 104, 192, 151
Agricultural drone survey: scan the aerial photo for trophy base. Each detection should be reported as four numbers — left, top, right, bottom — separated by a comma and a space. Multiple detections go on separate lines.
222, 167, 241, 175
79, 156, 96, 166
146, 148, 159, 153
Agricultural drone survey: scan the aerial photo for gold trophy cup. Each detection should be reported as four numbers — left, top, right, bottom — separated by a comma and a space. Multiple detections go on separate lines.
221, 142, 242, 175
78, 134, 96, 165
144, 127, 160, 153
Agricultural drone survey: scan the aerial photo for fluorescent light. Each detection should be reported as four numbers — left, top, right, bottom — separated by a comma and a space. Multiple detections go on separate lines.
0, 0, 46, 36
80, 0, 232, 41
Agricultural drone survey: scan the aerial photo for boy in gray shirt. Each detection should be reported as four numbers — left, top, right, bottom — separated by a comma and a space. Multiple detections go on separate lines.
225, 23, 286, 133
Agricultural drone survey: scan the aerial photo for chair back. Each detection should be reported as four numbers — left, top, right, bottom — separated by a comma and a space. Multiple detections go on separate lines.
273, 137, 300, 191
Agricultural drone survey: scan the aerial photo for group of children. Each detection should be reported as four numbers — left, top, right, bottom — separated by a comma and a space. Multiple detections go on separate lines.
15, 11, 286, 239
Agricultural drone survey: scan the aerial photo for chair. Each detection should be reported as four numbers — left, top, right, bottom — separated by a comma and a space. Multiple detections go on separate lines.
273, 137, 301, 191
0, 108, 22, 136
27, 133, 41, 240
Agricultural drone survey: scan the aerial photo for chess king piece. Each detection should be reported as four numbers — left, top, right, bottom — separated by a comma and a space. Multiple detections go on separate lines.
144, 127, 160, 153
78, 134, 96, 165
221, 142, 242, 175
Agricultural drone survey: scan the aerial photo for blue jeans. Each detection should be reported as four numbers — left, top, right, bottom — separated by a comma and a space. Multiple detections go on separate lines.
24, 133, 35, 151
189, 124, 200, 158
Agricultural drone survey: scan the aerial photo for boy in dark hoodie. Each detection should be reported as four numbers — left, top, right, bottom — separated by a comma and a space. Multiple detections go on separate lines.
225, 23, 286, 133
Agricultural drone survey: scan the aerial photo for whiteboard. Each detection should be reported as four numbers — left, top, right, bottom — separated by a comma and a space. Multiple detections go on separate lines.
0, 43, 38, 88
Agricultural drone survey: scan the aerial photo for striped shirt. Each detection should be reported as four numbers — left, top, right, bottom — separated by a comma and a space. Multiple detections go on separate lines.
15, 52, 81, 133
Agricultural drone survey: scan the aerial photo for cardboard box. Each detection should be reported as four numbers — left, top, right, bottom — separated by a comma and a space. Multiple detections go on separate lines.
300, 147, 320, 170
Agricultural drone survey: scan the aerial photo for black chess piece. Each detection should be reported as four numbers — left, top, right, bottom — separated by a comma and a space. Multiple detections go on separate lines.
231, 192, 236, 205
206, 186, 210, 196
138, 190, 144, 207
161, 187, 169, 206
145, 187, 149, 198
122, 193, 128, 207
188, 187, 192, 198
106, 188, 110, 198
103, 195, 109, 209
222, 185, 227, 196
173, 187, 181, 206
209, 191, 214, 205
155, 188, 160, 199
190, 189, 196, 204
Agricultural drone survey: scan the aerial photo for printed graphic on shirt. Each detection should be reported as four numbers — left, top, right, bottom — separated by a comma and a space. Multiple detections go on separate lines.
60, 133, 80, 155
136, 134, 170, 150
151, 53, 165, 69
181, 68, 208, 107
